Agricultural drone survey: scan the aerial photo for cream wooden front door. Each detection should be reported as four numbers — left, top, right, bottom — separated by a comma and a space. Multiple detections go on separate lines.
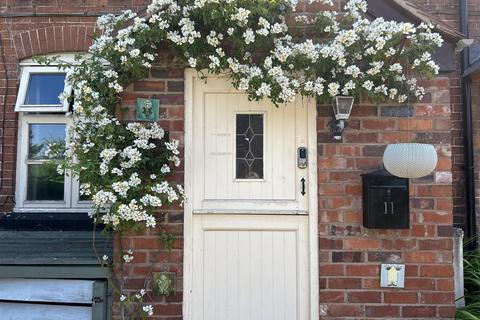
184, 71, 318, 320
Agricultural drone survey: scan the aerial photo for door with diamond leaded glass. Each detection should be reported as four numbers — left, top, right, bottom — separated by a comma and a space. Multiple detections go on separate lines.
185, 71, 318, 320
190, 75, 310, 214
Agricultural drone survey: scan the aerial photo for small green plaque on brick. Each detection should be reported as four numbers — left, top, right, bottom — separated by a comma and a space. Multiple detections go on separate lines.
136, 98, 160, 121
152, 272, 175, 296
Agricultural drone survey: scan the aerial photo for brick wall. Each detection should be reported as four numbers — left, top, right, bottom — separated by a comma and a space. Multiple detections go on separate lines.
114, 70, 456, 319
316, 78, 455, 318
407, 0, 467, 229
0, 17, 19, 212
414, 0, 480, 230
471, 73, 480, 236
116, 63, 185, 319
0, 0, 472, 319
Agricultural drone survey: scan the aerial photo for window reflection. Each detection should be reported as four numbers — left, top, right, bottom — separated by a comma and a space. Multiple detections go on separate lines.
27, 164, 64, 201
24, 73, 66, 105
28, 124, 66, 160
26, 123, 66, 201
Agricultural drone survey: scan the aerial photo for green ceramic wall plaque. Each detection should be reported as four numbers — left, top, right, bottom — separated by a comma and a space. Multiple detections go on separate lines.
152, 272, 175, 296
136, 98, 160, 121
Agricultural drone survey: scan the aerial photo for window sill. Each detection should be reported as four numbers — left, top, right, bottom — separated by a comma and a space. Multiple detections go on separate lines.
13, 207, 92, 214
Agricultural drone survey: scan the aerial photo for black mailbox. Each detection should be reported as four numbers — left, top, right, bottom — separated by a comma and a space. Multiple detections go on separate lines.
362, 169, 409, 229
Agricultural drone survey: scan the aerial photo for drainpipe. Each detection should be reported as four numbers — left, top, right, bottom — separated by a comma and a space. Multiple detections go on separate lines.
460, 0, 477, 250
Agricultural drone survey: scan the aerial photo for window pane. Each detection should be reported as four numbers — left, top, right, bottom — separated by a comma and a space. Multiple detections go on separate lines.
28, 124, 66, 160
27, 164, 64, 201
236, 114, 264, 179
24, 73, 66, 105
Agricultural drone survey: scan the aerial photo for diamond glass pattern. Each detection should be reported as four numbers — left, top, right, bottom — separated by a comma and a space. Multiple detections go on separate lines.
236, 114, 264, 179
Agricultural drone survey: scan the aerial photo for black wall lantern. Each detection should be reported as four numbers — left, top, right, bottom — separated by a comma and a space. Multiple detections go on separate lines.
362, 169, 409, 229
331, 96, 354, 140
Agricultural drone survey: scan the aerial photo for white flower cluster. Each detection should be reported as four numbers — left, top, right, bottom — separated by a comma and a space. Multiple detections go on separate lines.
120, 146, 142, 169
123, 249, 134, 263
249, 1, 438, 102
231, 8, 250, 26
93, 190, 117, 208
62, 60, 182, 231
165, 139, 181, 167
151, 181, 182, 203
80, 183, 92, 196
143, 305, 154, 316
167, 17, 201, 45
136, 289, 146, 300
150, 0, 439, 104
102, 199, 156, 228
57, 0, 442, 263
140, 194, 163, 207
127, 122, 165, 149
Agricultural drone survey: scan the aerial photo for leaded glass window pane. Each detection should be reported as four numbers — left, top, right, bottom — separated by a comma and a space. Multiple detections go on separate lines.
236, 114, 264, 179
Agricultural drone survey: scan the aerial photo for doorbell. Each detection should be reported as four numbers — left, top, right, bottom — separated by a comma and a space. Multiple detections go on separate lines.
298, 147, 308, 169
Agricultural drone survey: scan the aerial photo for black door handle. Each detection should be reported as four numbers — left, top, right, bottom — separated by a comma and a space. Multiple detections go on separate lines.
301, 178, 306, 196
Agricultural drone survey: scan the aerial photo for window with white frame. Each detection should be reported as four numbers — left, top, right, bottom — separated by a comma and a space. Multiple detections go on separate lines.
15, 66, 71, 113
16, 115, 89, 210
15, 57, 88, 210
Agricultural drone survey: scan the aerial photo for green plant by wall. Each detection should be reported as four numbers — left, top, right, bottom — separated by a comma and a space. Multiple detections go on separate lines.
456, 239, 480, 320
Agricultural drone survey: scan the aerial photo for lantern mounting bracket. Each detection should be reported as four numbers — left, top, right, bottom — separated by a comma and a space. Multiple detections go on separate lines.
330, 96, 354, 140
331, 117, 346, 141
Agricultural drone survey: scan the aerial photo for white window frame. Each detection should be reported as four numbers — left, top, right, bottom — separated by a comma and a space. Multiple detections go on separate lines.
15, 114, 90, 212
15, 66, 72, 113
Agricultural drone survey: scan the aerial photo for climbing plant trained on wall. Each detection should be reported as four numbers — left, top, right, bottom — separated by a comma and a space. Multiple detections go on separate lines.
36, 0, 443, 318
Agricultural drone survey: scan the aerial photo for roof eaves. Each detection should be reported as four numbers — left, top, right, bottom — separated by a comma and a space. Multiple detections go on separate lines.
387, 0, 465, 41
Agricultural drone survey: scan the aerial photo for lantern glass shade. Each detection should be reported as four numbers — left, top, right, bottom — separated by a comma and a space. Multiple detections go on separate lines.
383, 143, 438, 178
332, 96, 354, 120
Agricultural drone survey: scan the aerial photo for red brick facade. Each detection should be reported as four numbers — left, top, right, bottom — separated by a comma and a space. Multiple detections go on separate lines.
471, 74, 480, 237
414, 0, 480, 230
316, 78, 456, 318
118, 64, 185, 319
0, 0, 478, 319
